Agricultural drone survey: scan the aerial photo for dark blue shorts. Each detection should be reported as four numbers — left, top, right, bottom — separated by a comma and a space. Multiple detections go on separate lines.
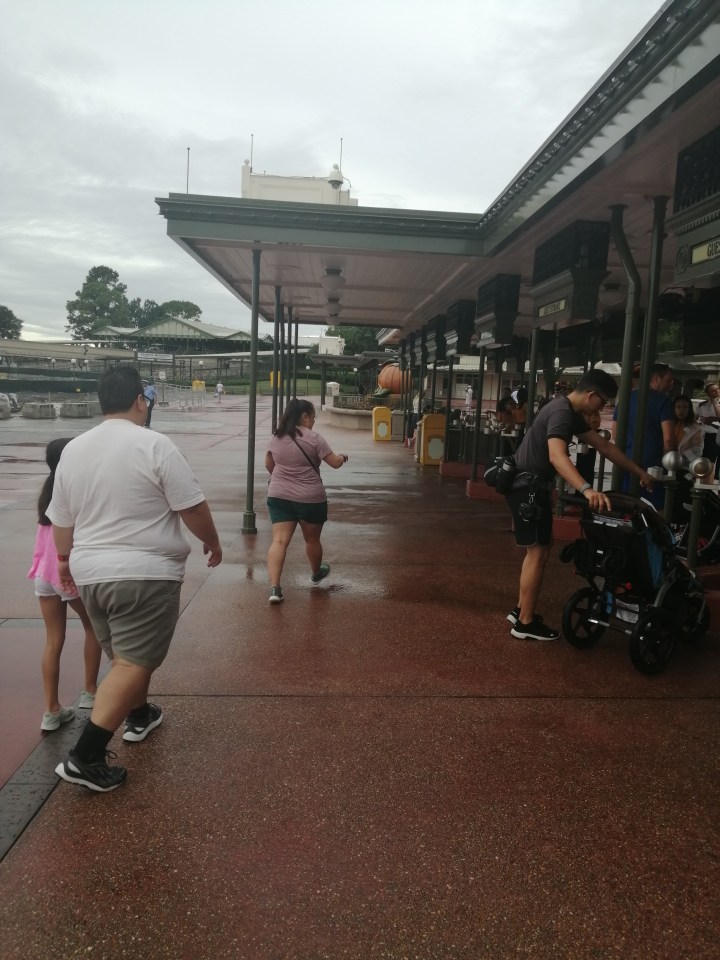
267, 497, 328, 525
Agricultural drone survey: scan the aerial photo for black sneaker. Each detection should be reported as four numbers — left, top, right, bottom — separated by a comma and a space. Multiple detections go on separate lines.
311, 562, 330, 584
510, 618, 559, 641
55, 750, 127, 792
123, 703, 163, 743
269, 586, 284, 604
506, 607, 544, 626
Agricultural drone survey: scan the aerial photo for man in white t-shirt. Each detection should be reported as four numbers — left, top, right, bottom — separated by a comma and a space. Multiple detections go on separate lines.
696, 381, 720, 461
48, 364, 222, 792
215, 382, 224, 402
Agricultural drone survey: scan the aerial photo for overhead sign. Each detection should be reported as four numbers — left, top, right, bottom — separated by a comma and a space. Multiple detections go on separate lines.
538, 298, 567, 319
137, 351, 173, 363
691, 236, 720, 266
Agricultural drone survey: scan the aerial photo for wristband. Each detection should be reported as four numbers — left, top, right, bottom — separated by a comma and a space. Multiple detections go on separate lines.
578, 483, 592, 495
57, 554, 70, 562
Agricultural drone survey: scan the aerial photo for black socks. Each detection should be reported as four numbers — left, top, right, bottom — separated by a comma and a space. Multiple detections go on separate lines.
74, 720, 114, 764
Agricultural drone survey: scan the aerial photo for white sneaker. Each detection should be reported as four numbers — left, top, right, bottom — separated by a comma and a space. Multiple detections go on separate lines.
41, 706, 75, 731
78, 690, 96, 709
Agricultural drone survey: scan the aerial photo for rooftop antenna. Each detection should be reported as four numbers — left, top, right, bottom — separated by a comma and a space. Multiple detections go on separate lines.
339, 137, 343, 172
250, 133, 254, 172
186, 147, 190, 193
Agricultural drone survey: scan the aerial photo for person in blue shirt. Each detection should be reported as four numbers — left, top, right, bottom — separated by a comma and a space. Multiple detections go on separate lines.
612, 362, 675, 508
142, 380, 157, 429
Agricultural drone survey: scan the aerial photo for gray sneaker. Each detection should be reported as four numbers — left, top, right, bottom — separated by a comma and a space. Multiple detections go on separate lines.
269, 586, 284, 604
41, 706, 75, 731
78, 690, 96, 709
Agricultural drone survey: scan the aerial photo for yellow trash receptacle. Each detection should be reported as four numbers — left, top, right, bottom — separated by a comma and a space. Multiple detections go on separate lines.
419, 414, 446, 464
372, 406, 392, 441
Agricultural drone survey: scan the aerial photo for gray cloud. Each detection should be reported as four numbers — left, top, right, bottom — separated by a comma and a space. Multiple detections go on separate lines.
0, 0, 661, 340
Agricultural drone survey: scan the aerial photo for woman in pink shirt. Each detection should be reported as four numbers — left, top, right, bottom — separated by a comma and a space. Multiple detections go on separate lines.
27, 438, 101, 731
265, 399, 348, 604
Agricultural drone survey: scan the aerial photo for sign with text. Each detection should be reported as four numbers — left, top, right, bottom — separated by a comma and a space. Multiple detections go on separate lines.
691, 236, 720, 266
538, 298, 567, 319
137, 352, 173, 363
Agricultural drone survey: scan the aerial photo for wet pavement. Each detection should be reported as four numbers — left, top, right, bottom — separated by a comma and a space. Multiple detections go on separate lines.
0, 397, 718, 959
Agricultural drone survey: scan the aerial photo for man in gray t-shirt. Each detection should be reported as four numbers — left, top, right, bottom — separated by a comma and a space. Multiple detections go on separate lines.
505, 370, 653, 642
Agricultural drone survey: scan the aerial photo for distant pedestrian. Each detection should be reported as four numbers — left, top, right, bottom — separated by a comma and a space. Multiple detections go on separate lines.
215, 382, 224, 402
142, 379, 157, 428
465, 384, 473, 413
28, 438, 101, 732
265, 399, 348, 604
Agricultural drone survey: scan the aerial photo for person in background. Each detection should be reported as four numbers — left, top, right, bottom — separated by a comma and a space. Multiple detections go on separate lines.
611, 361, 675, 508
215, 382, 224, 402
49, 365, 222, 792
695, 381, 720, 463
265, 399, 348, 604
465, 384, 474, 413
28, 438, 101, 732
513, 387, 528, 427
496, 396, 518, 431
673, 394, 703, 467
575, 410, 602, 488
142, 379, 157, 428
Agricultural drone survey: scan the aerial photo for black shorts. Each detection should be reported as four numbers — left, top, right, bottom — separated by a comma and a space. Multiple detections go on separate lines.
505, 487, 553, 547
267, 497, 328, 525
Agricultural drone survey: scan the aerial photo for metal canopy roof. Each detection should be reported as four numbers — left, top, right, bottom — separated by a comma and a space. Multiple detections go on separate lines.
155, 0, 720, 348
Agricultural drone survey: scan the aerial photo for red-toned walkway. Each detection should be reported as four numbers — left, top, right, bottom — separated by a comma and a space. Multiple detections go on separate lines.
1, 399, 718, 959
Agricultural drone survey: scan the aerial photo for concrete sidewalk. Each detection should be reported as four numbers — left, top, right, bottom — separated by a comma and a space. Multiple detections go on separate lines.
0, 398, 718, 959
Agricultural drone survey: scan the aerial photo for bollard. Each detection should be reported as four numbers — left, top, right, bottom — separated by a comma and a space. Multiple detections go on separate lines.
663, 478, 677, 525
686, 487, 705, 570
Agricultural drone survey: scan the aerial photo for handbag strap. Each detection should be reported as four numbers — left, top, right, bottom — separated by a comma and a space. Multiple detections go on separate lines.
290, 433, 320, 474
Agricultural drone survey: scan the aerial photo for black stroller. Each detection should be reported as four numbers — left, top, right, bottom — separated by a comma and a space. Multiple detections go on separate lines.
560, 492, 709, 674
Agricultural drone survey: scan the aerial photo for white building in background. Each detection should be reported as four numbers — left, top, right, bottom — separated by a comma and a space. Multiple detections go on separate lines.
241, 160, 358, 206
318, 335, 345, 356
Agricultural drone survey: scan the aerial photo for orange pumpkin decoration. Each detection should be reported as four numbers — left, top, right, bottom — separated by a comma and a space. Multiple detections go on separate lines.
377, 364, 409, 394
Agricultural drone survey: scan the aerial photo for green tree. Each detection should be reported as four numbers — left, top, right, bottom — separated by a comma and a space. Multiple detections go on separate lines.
325, 325, 378, 354
161, 300, 202, 322
0, 305, 23, 339
128, 298, 167, 329
66, 266, 130, 339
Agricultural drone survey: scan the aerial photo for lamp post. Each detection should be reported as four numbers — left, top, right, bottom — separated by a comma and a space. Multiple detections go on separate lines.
353, 367, 358, 393
306, 365, 310, 396
70, 358, 77, 381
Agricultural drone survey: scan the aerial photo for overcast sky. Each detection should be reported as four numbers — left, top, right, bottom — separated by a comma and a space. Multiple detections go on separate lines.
1, 0, 663, 342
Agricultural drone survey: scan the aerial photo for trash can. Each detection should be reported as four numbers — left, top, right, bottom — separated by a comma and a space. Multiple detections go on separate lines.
372, 406, 392, 441
326, 381, 340, 397
418, 414, 446, 465
391, 409, 404, 441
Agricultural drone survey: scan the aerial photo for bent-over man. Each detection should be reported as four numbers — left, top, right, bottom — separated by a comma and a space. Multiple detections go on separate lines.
505, 369, 653, 642
49, 364, 222, 791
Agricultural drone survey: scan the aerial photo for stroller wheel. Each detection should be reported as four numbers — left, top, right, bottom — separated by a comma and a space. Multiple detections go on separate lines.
629, 609, 676, 675
562, 587, 606, 649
